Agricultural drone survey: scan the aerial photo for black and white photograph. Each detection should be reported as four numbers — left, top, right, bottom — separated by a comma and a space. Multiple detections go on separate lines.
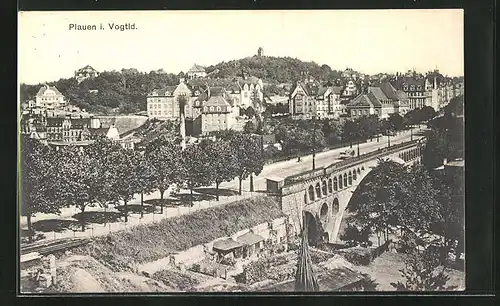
18, 9, 465, 293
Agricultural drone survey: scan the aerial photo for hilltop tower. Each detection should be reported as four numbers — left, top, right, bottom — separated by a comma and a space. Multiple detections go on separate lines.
257, 47, 264, 57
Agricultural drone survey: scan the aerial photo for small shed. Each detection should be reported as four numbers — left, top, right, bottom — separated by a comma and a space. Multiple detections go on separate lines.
237, 232, 265, 258
212, 238, 244, 260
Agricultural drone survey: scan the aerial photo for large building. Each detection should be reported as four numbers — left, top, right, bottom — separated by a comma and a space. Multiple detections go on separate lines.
74, 65, 99, 84
187, 64, 207, 79
346, 82, 409, 119
390, 77, 427, 110
288, 82, 345, 119
198, 87, 238, 134
146, 78, 200, 121
35, 85, 67, 109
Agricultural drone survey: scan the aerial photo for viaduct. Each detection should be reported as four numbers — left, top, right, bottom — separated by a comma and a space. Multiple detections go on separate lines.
266, 139, 426, 244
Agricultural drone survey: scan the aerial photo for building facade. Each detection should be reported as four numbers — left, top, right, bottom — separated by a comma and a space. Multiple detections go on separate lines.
390, 77, 427, 110
187, 64, 207, 79
346, 82, 409, 119
35, 85, 67, 109
75, 65, 99, 84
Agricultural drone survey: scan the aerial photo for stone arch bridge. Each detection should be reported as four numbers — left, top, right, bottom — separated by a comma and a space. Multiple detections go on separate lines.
266, 139, 426, 245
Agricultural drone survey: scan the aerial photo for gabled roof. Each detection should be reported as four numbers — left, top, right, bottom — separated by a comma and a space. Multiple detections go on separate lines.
366, 92, 382, 107
89, 127, 109, 136
368, 87, 388, 102
347, 94, 373, 107
36, 85, 63, 97
204, 95, 230, 108
390, 77, 425, 91
331, 86, 343, 95
149, 86, 178, 96
316, 86, 330, 97
379, 82, 399, 100
188, 64, 206, 73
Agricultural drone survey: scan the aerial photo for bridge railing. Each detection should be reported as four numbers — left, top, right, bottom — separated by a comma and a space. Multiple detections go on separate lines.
284, 139, 423, 186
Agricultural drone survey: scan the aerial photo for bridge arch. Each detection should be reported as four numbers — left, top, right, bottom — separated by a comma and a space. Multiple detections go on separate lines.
343, 173, 348, 187
315, 183, 321, 198
304, 211, 319, 246
322, 180, 327, 196
338, 174, 343, 189
320, 203, 328, 223
328, 179, 333, 193
333, 176, 338, 191
332, 198, 339, 215
348, 171, 353, 185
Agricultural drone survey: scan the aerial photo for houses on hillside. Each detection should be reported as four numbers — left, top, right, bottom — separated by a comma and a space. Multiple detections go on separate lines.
35, 85, 67, 109
146, 68, 265, 135
75, 65, 99, 84
187, 64, 207, 79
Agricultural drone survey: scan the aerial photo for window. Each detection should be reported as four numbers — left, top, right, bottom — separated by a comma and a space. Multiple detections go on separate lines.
210, 106, 214, 112
308, 186, 315, 202
217, 106, 221, 112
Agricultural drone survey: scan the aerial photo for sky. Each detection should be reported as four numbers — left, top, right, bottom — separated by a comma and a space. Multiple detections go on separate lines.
18, 10, 464, 85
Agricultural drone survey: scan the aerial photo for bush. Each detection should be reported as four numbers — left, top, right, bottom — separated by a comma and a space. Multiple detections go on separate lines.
191, 263, 201, 272
338, 248, 373, 266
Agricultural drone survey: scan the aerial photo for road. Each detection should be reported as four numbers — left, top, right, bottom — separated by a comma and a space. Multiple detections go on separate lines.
221, 128, 426, 192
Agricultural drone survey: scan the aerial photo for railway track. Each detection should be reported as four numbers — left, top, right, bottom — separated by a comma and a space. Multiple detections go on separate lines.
20, 238, 91, 256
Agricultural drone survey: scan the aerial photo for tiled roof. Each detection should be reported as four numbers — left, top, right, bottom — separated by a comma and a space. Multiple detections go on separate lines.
36, 85, 63, 97
347, 94, 373, 107
316, 86, 329, 97
188, 64, 206, 73
236, 232, 264, 245
89, 127, 109, 136
70, 118, 91, 127
149, 86, 177, 96
379, 82, 399, 100
368, 87, 388, 102
204, 95, 230, 108
213, 238, 243, 252
366, 92, 382, 107
391, 77, 425, 91
331, 86, 343, 95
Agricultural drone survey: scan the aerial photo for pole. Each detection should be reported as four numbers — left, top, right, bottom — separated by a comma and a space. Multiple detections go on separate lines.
387, 135, 391, 148
410, 127, 413, 141
357, 140, 360, 157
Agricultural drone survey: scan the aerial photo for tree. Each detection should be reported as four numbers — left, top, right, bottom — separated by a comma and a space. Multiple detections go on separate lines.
226, 133, 265, 194
57, 138, 122, 230
348, 159, 412, 245
181, 142, 213, 203
134, 153, 157, 218
342, 120, 358, 148
245, 106, 257, 119
146, 137, 183, 212
420, 106, 437, 123
388, 113, 405, 131
390, 246, 457, 291
104, 144, 141, 223
243, 121, 257, 134
203, 139, 239, 201
20, 137, 64, 240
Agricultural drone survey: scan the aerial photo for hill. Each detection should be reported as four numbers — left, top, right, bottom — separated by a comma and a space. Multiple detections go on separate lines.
205, 55, 343, 85
20, 69, 180, 115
